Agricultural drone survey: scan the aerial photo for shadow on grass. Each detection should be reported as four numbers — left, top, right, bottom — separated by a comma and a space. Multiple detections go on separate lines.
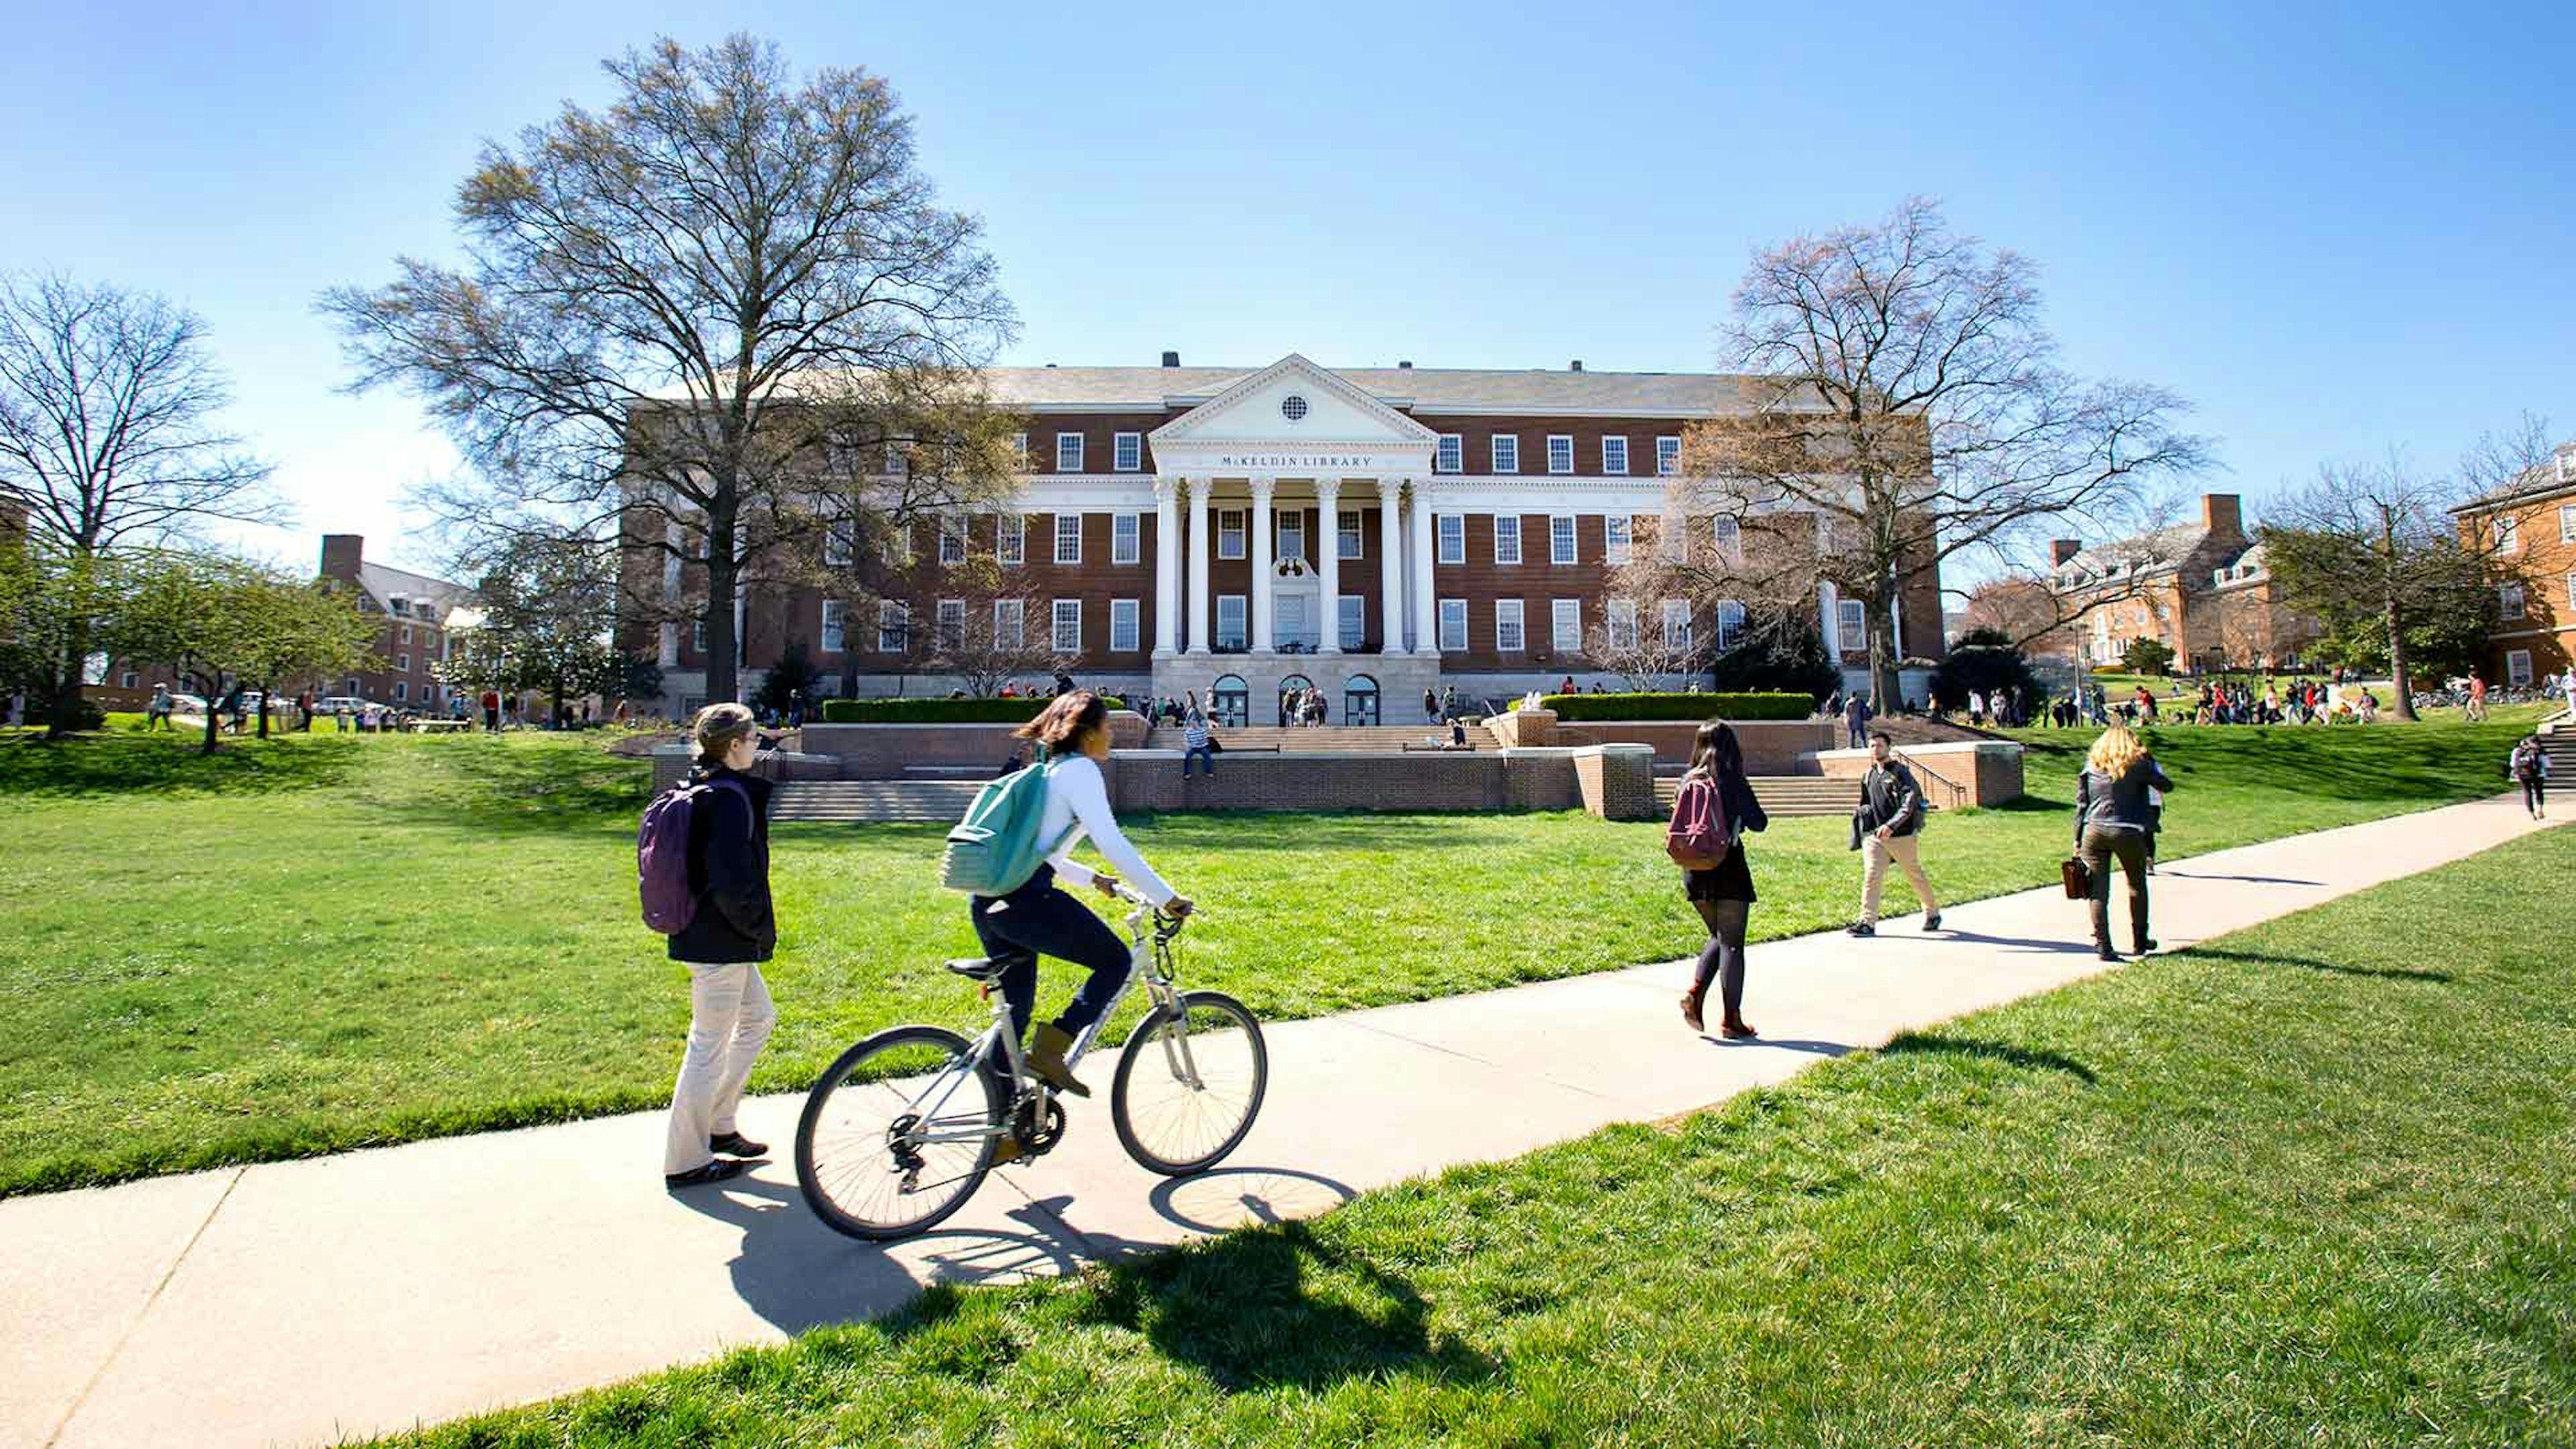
365, 733, 653, 834
0, 730, 367, 798
1881, 1031, 2098, 1083
2183, 946, 2454, 983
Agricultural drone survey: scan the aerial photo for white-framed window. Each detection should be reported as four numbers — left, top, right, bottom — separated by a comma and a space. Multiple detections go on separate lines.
992, 599, 1024, 649
1110, 598, 1141, 652
118, 669, 137, 689
883, 522, 915, 566
1495, 599, 1525, 652
1715, 600, 1747, 651
1055, 432, 1083, 473
1550, 514, 1578, 566
1435, 434, 1463, 473
2494, 514, 2520, 555
1546, 435, 1575, 474
393, 681, 407, 702
396, 652, 411, 673
1218, 509, 1246, 560
1711, 516, 1741, 563
997, 514, 1025, 566
1494, 515, 1522, 565
1112, 512, 1141, 565
1605, 515, 1633, 565
1339, 594, 1365, 650
1661, 599, 1692, 649
1216, 594, 1247, 651
938, 517, 968, 565
1491, 434, 1520, 474
2560, 503, 2576, 544
825, 519, 856, 566
1052, 599, 1082, 654
1278, 510, 1306, 562
878, 600, 910, 653
2566, 570, 2576, 612
1439, 598, 1468, 652
2501, 582, 2527, 621
1607, 598, 1638, 650
1113, 432, 1142, 472
1601, 437, 1629, 476
1338, 509, 1364, 560
1437, 514, 1465, 565
693, 620, 705, 654
1838, 599, 1867, 648
1054, 514, 1082, 564
398, 624, 412, 645
937, 599, 966, 651
1012, 433, 1029, 467
2507, 648, 2534, 687
1657, 436, 1681, 476
885, 441, 909, 477
821, 600, 847, 653
1552, 599, 1582, 651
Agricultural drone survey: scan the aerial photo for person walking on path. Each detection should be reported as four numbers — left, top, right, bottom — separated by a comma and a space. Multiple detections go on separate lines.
1424, 687, 1439, 723
662, 703, 780, 1189
1669, 721, 1769, 1039
1180, 692, 1216, 778
2466, 673, 2488, 722
967, 692, 1193, 1107
145, 684, 173, 730
1848, 732, 1940, 937
1842, 691, 1873, 750
2511, 734, 2549, 820
2074, 724, 2175, 964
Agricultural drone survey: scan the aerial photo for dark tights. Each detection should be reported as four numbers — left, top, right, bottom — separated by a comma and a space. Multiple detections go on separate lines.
1690, 898, 1749, 1023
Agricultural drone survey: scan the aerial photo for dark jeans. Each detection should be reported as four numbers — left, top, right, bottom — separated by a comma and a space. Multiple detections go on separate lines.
1690, 898, 1749, 1022
968, 865, 1132, 1044
2080, 824, 2151, 950
2523, 776, 2546, 814
1183, 743, 1215, 776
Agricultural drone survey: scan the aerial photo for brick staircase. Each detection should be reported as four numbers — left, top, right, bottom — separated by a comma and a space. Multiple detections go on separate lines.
1652, 773, 1855, 818
768, 780, 981, 824
1139, 724, 1498, 754
2539, 712, 2576, 782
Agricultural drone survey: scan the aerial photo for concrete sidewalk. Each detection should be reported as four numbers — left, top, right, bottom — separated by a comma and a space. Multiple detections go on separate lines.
6, 795, 2555, 1449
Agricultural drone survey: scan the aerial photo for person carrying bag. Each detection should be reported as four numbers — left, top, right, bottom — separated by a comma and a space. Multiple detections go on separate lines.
1667, 722, 1767, 1039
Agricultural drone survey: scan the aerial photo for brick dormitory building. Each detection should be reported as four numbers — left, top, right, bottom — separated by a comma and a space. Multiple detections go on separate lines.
2045, 492, 2319, 675
2454, 441, 2576, 689
626, 353, 1947, 723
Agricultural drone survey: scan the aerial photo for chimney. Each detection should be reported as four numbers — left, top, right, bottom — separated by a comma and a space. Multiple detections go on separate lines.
1160, 351, 1179, 368
1569, 359, 1584, 372
1397, 360, 1413, 370
2201, 492, 2243, 540
321, 534, 364, 584
2050, 539, 2081, 567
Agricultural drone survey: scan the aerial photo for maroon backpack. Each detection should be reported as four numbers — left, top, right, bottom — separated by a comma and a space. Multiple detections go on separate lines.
1665, 775, 1734, 871
637, 777, 750, 935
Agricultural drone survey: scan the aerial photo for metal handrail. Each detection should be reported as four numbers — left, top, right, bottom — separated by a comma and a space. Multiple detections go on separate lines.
1893, 747, 1974, 812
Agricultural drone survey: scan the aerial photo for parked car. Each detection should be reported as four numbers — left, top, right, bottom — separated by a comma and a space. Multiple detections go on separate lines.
315, 695, 371, 716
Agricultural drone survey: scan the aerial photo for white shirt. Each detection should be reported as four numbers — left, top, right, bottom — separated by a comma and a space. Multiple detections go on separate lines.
1037, 754, 1176, 905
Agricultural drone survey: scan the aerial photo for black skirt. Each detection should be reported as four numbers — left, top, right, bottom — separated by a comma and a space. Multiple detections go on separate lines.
1683, 841, 1756, 904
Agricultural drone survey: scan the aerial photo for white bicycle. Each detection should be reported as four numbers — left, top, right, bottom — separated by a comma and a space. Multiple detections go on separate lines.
794, 885, 1268, 1241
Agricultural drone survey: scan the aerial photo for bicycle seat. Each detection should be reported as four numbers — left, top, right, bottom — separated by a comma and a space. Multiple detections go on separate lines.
945, 957, 1008, 983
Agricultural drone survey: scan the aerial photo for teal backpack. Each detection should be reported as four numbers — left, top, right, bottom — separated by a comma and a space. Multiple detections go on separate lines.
939, 749, 1077, 896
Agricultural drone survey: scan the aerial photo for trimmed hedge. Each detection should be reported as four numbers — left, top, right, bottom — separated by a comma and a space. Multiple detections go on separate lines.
1539, 691, 1816, 722
816, 695, 1125, 724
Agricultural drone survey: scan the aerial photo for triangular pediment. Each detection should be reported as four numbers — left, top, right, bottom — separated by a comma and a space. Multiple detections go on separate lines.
1151, 354, 1438, 448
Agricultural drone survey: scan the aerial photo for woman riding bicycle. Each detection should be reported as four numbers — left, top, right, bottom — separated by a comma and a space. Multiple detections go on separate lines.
970, 691, 1192, 1100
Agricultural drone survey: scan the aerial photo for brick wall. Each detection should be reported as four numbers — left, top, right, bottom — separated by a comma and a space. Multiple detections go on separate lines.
1806, 741, 2026, 809
798, 712, 1152, 779
1490, 712, 1836, 772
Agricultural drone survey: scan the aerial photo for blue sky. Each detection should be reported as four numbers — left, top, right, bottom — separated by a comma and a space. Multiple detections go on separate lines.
5, 1, 2570, 583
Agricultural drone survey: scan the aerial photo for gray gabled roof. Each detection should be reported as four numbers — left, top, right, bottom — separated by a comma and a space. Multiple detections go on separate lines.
2056, 524, 2212, 583
356, 561, 476, 620
974, 365, 1767, 416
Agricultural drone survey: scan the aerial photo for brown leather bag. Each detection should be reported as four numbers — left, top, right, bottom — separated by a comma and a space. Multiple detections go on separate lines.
2060, 857, 2091, 898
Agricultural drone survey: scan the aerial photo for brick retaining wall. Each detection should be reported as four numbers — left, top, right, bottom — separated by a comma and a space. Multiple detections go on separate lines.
798, 711, 1150, 779
1804, 740, 2026, 809
1487, 710, 1834, 772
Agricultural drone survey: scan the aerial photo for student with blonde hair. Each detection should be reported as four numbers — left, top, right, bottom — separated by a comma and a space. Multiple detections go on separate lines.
658, 702, 779, 1188
2073, 724, 2174, 963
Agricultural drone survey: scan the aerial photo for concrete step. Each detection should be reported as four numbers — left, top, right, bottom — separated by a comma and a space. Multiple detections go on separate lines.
768, 780, 979, 824
1141, 725, 1497, 754
1653, 775, 1857, 818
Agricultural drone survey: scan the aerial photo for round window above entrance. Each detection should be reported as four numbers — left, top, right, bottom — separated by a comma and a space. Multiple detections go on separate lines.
1280, 395, 1309, 422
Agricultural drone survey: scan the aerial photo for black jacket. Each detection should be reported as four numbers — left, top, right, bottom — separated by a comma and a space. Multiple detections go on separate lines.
1716, 769, 1770, 838
669, 764, 776, 964
1852, 761, 1925, 846
2075, 758, 2174, 848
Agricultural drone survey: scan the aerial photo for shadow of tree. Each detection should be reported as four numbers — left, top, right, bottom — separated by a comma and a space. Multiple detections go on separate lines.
0, 731, 367, 798
2182, 946, 2453, 983
1881, 1031, 2099, 1083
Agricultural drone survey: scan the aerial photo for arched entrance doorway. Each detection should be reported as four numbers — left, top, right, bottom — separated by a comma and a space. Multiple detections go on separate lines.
1277, 673, 1314, 727
1210, 673, 1249, 728
1343, 673, 1380, 726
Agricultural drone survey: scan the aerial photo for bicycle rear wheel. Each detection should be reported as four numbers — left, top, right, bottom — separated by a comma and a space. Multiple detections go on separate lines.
796, 1025, 1003, 1241
1111, 990, 1268, 1175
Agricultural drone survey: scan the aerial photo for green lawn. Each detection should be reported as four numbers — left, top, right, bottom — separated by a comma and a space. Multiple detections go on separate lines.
0, 713, 2541, 1196
374, 826, 2576, 1449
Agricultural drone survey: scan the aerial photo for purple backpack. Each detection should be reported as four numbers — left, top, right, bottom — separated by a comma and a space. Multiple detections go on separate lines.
637, 777, 750, 935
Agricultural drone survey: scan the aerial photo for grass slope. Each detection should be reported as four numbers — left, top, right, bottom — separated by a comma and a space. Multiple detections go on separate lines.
0, 714, 2542, 1196
378, 826, 2576, 1449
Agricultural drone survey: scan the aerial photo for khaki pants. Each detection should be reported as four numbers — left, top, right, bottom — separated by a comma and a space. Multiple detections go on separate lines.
663, 962, 777, 1176
1860, 831, 1938, 925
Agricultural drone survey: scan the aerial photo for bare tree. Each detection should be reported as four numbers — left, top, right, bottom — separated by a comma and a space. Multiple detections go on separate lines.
1957, 575, 2071, 654
1682, 198, 2210, 708
0, 275, 279, 732
919, 553, 1064, 697
324, 35, 1019, 705
1583, 608, 1708, 692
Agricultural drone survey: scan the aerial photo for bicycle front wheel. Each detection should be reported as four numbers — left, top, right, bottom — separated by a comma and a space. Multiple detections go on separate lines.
1112, 990, 1268, 1175
796, 1024, 1003, 1241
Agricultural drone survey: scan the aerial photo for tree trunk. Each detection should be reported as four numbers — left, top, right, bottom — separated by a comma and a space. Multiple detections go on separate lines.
2385, 599, 2416, 722
551, 663, 566, 729
201, 680, 223, 755
705, 503, 740, 704
1867, 581, 1902, 714
257, 692, 271, 739
49, 627, 89, 739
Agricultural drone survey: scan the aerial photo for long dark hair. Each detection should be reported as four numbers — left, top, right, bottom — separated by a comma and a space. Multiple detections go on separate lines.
1015, 690, 1107, 754
1686, 721, 1743, 781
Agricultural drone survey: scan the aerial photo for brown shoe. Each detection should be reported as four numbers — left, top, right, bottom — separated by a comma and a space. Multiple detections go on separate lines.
1719, 1019, 1757, 1040
1679, 990, 1706, 1034
1027, 1023, 1091, 1098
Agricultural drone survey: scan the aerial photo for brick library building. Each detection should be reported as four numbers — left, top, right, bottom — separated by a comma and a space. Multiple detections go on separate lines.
636, 353, 1946, 723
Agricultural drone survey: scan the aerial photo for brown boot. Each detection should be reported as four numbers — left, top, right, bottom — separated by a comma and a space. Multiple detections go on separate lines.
1679, 989, 1706, 1034
1027, 1023, 1091, 1098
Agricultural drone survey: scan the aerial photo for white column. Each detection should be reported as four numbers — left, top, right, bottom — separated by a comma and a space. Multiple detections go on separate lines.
1250, 477, 1276, 652
1186, 478, 1211, 655
1819, 581, 1840, 655
1377, 477, 1405, 653
1152, 477, 1180, 657
1408, 480, 1438, 657
1315, 477, 1343, 654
